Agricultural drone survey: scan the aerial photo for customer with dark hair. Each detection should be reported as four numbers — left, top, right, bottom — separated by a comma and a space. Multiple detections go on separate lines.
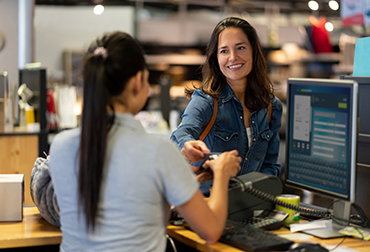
171, 17, 282, 196
47, 31, 241, 251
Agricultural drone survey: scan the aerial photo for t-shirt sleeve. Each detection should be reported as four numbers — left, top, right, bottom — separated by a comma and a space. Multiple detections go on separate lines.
154, 138, 199, 207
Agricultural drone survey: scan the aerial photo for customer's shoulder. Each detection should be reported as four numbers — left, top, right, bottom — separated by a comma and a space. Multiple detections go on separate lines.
192, 89, 214, 103
271, 95, 282, 110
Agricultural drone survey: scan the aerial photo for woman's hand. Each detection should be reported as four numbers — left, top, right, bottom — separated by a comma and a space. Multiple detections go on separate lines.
181, 140, 210, 164
202, 150, 241, 179
195, 172, 214, 184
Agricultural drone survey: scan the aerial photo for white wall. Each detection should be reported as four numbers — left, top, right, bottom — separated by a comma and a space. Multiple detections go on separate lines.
0, 0, 19, 86
34, 5, 135, 80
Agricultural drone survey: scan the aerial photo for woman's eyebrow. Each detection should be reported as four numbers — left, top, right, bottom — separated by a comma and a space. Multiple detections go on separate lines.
235, 42, 247, 46
219, 42, 247, 49
218, 45, 228, 50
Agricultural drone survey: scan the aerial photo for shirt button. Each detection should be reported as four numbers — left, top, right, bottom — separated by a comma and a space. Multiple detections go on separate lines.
245, 158, 248, 161
267, 135, 270, 138
240, 116, 243, 120
253, 138, 256, 142
252, 121, 254, 124
226, 137, 229, 140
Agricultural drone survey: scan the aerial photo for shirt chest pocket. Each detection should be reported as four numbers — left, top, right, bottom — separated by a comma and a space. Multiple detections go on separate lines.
254, 129, 274, 161
212, 130, 239, 153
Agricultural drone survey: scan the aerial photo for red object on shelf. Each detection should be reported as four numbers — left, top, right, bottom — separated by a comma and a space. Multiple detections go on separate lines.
46, 90, 58, 130
310, 16, 333, 54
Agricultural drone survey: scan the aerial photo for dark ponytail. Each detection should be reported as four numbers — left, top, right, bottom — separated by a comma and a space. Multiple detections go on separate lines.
79, 31, 146, 231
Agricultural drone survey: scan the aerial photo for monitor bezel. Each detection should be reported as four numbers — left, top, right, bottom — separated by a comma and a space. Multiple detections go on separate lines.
340, 75, 370, 84
285, 78, 358, 203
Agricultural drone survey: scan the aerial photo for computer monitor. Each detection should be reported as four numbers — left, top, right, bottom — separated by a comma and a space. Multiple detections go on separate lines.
340, 75, 370, 219
285, 78, 358, 238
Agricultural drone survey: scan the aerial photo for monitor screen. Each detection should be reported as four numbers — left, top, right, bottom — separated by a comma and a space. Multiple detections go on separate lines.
285, 78, 358, 203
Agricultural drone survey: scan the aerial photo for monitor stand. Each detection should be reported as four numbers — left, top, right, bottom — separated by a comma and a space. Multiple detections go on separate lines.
302, 200, 351, 239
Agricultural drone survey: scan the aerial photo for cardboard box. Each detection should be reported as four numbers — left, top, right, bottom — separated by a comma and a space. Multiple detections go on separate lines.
0, 174, 24, 221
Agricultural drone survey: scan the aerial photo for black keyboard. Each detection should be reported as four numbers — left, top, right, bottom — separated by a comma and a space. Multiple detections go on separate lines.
219, 219, 294, 252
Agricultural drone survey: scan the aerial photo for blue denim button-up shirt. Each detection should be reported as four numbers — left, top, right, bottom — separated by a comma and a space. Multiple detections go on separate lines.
170, 84, 282, 196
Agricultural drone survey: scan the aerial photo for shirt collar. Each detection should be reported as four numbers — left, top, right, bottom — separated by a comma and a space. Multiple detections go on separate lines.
114, 113, 145, 133
219, 83, 237, 103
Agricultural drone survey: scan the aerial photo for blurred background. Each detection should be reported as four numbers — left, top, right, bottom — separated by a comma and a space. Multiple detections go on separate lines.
1, 0, 369, 206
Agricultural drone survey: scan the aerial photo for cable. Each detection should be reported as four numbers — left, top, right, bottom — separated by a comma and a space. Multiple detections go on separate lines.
230, 177, 248, 191
352, 203, 370, 228
325, 200, 370, 228
229, 178, 331, 219
328, 235, 349, 252
246, 187, 331, 219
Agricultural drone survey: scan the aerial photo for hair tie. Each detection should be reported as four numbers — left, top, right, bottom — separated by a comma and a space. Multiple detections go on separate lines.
94, 47, 108, 59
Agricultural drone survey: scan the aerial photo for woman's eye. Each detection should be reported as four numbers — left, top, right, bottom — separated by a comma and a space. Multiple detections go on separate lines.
219, 49, 227, 54
238, 46, 245, 50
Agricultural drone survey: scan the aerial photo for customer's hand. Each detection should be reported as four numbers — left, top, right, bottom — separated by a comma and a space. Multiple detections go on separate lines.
181, 140, 210, 164
189, 164, 213, 184
203, 150, 241, 179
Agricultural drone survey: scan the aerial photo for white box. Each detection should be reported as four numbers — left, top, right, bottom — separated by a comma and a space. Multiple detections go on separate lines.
0, 174, 24, 221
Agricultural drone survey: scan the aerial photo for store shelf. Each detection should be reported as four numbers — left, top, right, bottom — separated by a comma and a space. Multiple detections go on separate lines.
145, 54, 206, 66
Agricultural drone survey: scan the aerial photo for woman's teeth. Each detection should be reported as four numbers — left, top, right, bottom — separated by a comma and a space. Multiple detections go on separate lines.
228, 64, 243, 69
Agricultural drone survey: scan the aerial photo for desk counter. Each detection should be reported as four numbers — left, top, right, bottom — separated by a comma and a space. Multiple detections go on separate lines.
167, 222, 370, 252
2, 207, 369, 251
0, 206, 61, 249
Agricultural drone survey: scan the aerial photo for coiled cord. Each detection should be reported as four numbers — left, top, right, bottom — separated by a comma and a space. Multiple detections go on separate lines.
229, 177, 331, 219
247, 187, 331, 219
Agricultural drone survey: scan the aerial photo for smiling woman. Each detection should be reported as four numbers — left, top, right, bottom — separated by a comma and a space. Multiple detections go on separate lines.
170, 17, 283, 196
217, 27, 253, 92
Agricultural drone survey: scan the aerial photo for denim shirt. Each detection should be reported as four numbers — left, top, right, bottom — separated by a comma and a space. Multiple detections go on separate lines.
170, 84, 282, 196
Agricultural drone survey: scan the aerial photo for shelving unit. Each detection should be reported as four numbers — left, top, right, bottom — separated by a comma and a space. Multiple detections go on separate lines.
144, 53, 205, 126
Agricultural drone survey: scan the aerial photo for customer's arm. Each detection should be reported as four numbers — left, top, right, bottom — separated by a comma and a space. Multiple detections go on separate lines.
170, 91, 214, 150
30, 156, 60, 227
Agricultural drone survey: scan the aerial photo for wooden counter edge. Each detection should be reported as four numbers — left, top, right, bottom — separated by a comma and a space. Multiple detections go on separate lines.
167, 225, 244, 252
0, 235, 62, 249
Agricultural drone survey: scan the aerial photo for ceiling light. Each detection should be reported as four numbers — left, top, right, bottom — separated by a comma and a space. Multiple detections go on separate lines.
325, 22, 334, 32
93, 4, 104, 15
328, 0, 339, 11
308, 1, 319, 11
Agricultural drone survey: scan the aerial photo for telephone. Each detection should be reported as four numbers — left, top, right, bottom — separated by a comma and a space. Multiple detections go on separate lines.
241, 209, 289, 230
227, 172, 331, 222
169, 172, 331, 229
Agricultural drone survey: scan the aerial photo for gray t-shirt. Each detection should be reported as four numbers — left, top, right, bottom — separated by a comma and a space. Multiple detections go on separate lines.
49, 113, 199, 252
